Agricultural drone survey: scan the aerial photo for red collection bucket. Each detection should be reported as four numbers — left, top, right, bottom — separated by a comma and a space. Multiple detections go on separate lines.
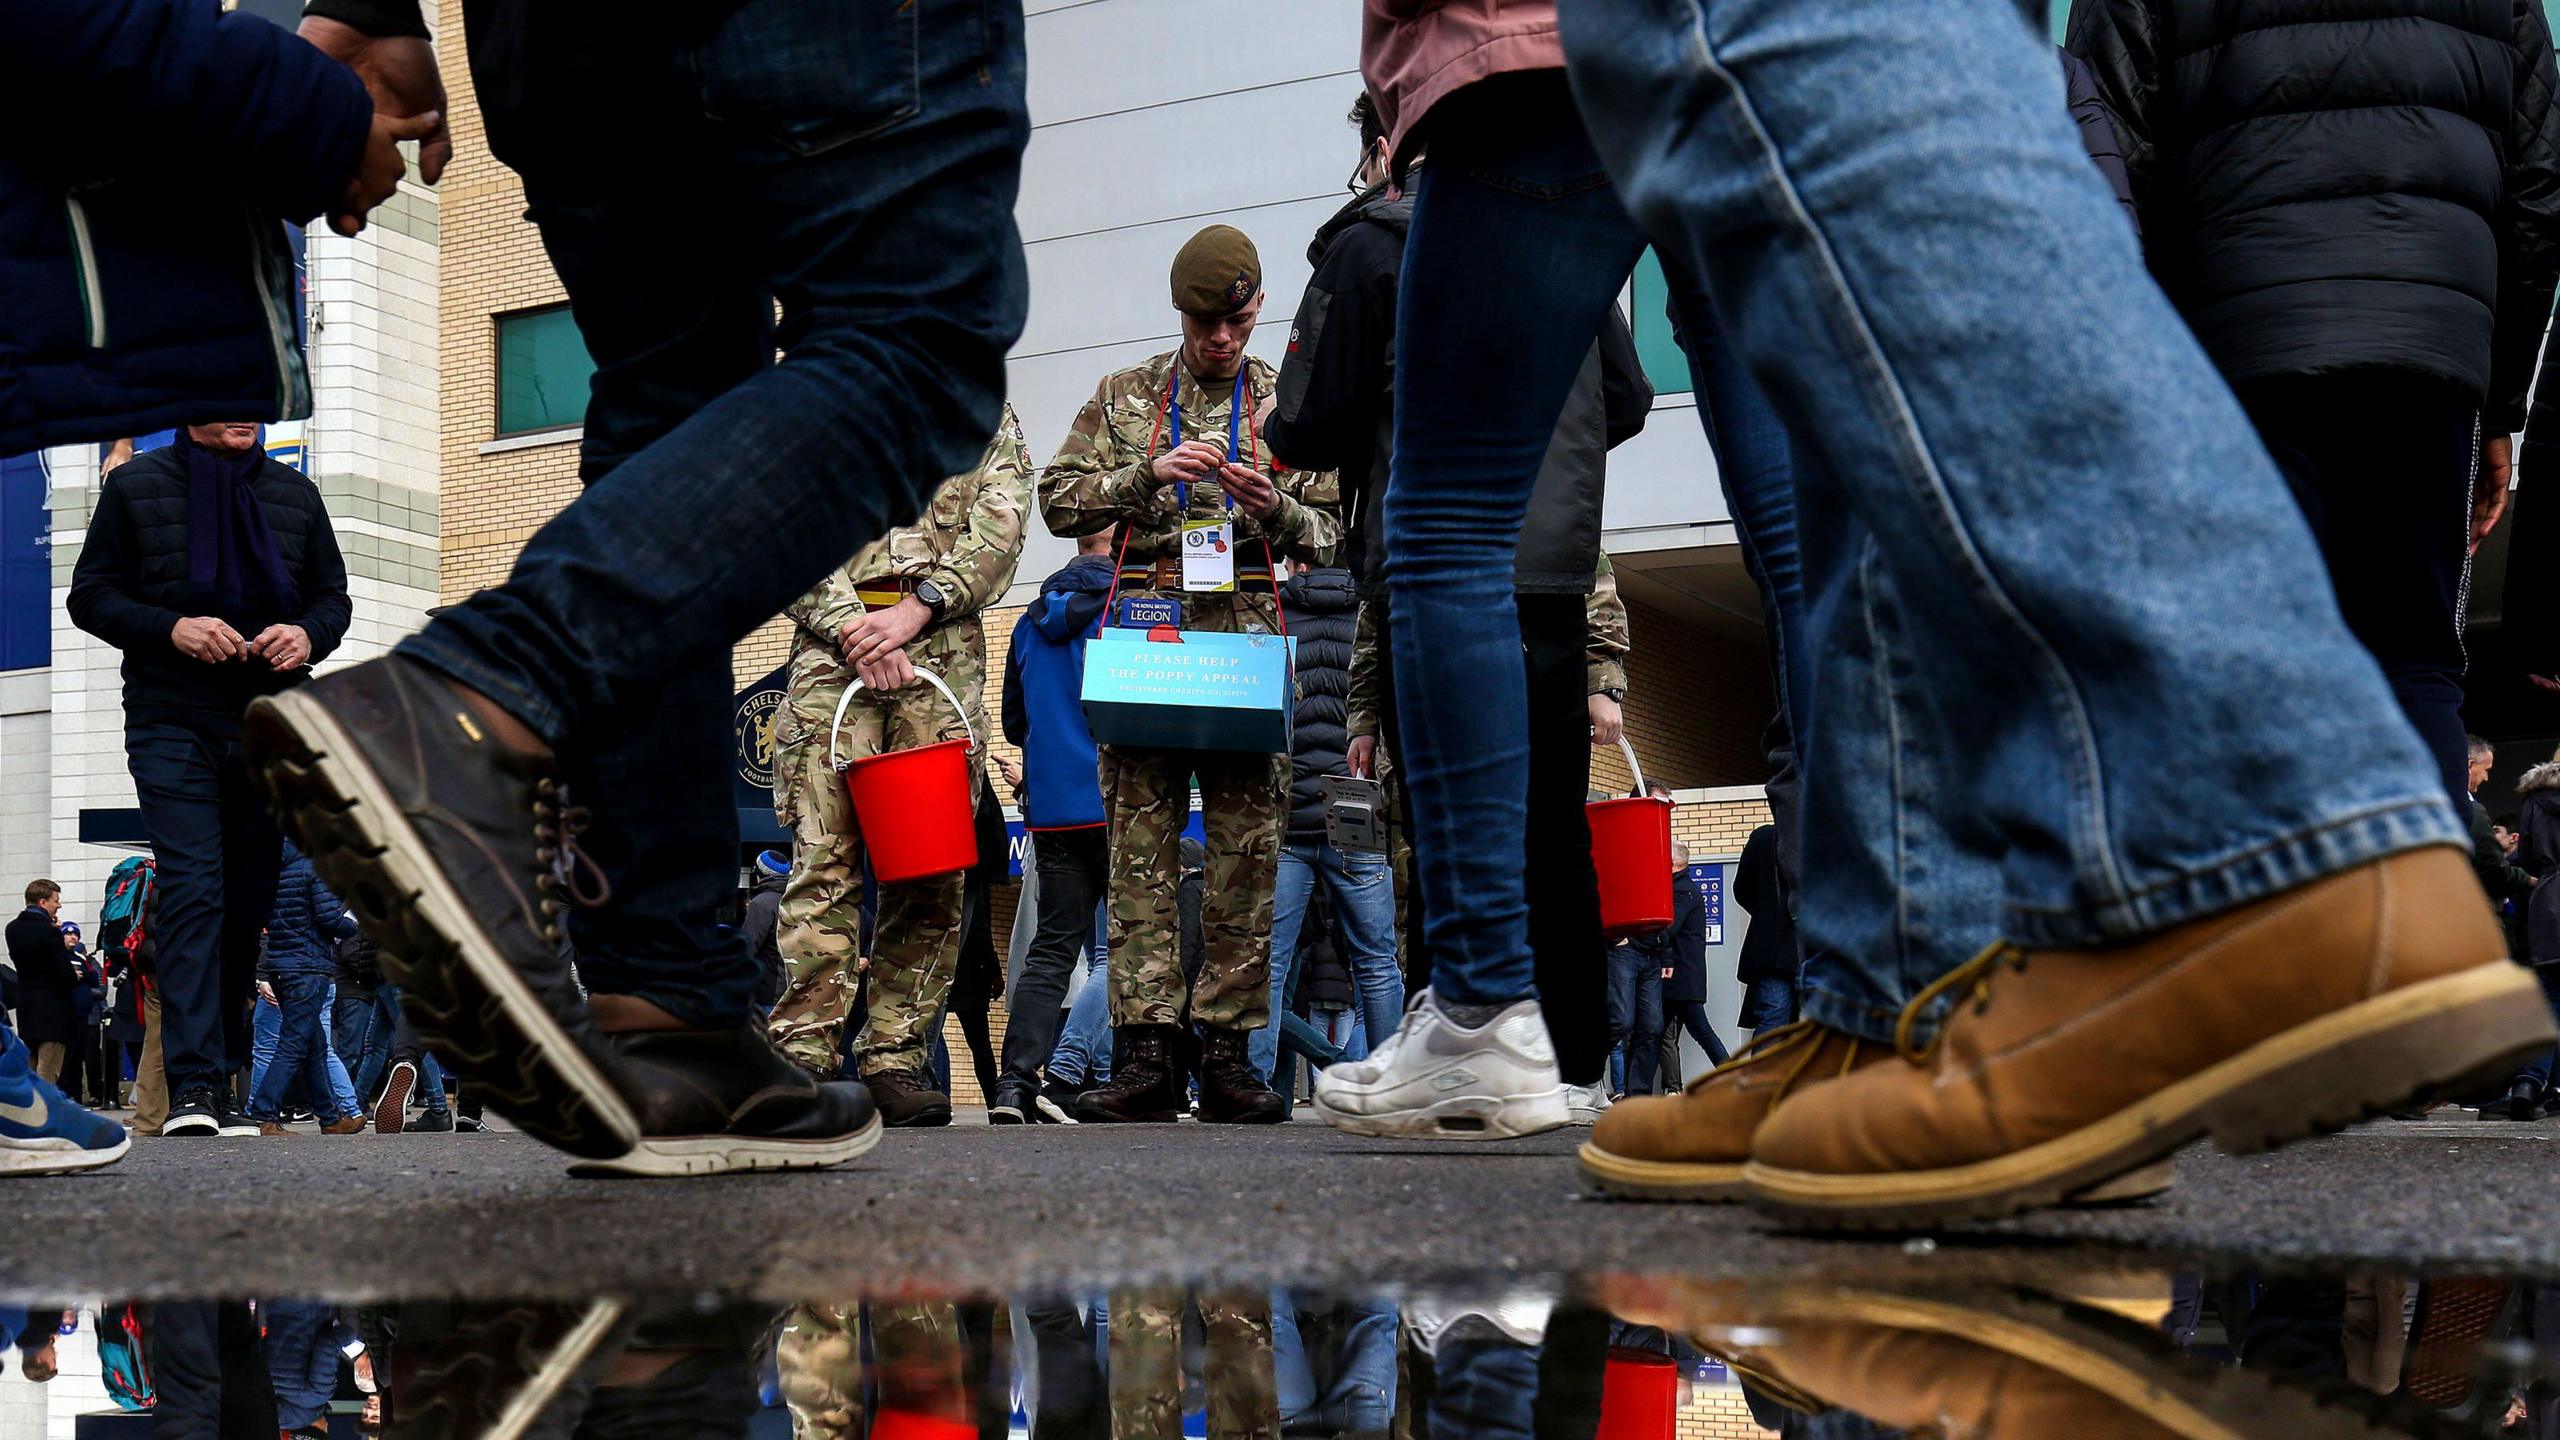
1589, 736, 1674, 941
829, 669, 981, 885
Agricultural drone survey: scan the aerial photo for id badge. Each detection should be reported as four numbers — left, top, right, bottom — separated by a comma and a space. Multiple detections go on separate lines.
1181, 518, 1234, 592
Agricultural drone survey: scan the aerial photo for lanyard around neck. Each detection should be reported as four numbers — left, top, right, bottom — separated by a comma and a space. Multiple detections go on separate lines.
1165, 367, 1248, 512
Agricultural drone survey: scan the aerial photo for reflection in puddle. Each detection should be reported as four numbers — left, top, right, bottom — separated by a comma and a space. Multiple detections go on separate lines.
0, 1277, 2551, 1437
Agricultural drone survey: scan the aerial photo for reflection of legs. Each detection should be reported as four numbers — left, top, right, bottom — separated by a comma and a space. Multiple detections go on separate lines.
1427, 1335, 1536, 1440
776, 1303, 864, 1440
1200, 1292, 1279, 1440
1108, 1289, 1183, 1440
872, 1303, 971, 1427
1026, 1299, 1105, 1440
148, 1302, 276, 1440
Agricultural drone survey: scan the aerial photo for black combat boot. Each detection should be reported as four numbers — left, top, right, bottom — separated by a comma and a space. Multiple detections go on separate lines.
1073, 1027, 1184, 1123
1196, 1026, 1286, 1124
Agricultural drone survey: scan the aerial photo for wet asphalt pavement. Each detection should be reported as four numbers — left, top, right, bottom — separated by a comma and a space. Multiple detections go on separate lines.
4, 1113, 2553, 1302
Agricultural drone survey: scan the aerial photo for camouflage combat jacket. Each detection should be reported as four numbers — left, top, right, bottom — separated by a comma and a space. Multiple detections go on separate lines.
1346, 553, 1631, 740
1038, 353, 1339, 631
783, 405, 1032, 702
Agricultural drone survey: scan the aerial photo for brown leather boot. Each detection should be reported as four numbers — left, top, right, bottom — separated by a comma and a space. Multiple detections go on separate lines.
858, 1069, 952, 1128
1196, 1027, 1285, 1124
1578, 1022, 1887, 1200
1746, 847, 2554, 1227
1073, 1027, 1184, 1123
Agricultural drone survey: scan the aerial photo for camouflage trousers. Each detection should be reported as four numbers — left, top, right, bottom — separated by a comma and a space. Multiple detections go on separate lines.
1095, 745, 1286, 1030
767, 655, 984, 1077
776, 1303, 971, 1440
1110, 1289, 1277, 1440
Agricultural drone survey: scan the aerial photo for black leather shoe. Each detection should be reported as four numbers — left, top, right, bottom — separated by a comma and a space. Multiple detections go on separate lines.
243, 655, 638, 1159
1196, 1026, 1285, 1124
1073, 1027, 1184, 1123
571, 1026, 882, 1177
987, 1084, 1031, 1125
860, 1069, 954, 1128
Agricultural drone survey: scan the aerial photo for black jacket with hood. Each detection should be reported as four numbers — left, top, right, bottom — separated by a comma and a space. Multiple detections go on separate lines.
2067, 0, 2560, 432
1279, 567, 1361, 842
1265, 185, 1653, 598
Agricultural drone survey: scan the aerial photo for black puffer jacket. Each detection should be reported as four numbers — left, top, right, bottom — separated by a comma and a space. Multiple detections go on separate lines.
1266, 186, 1652, 599
2068, 0, 2560, 431
66, 445, 351, 733
1281, 568, 1360, 842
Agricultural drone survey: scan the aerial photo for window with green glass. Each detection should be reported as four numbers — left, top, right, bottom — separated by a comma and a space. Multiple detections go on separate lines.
495, 306, 595, 436
1628, 249, 1694, 397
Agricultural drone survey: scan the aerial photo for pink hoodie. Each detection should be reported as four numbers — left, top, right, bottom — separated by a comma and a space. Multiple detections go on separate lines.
1361, 0, 1564, 164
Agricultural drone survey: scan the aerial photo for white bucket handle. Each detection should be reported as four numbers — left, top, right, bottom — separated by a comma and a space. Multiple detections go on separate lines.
1618, 736, 1651, 800
827, 667, 978, 774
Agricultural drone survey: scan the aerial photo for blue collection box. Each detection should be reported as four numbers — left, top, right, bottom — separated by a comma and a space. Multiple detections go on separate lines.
1082, 626, 1296, 754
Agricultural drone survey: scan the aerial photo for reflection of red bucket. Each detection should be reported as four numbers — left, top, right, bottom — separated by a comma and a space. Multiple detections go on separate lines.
1597, 1348, 1680, 1440
1590, 737, 1674, 941
829, 670, 981, 886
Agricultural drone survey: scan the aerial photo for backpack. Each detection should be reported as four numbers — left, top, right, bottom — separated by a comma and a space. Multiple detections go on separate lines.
97, 1303, 153, 1410
97, 857, 156, 973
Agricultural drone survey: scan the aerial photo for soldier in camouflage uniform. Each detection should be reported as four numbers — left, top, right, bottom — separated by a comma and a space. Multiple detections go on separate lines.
766, 408, 1031, 1125
775, 1302, 972, 1440
1038, 226, 1340, 1125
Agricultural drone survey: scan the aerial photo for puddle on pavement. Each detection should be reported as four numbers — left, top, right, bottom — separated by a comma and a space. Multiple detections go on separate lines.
1, 1272, 2552, 1437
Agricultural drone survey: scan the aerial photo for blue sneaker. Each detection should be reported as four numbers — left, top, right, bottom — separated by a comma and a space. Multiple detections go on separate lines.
1, 1057, 130, 1176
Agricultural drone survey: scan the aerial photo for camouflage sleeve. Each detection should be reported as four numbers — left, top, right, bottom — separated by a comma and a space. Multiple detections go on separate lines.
923, 409, 1032, 619
1261, 466, 1343, 567
786, 559, 870, 647
1586, 552, 1630, 697
1348, 597, 1385, 740
1039, 375, 1171, 537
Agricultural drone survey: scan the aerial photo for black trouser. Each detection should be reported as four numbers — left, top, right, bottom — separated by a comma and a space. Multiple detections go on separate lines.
999, 827, 1110, 1096
2243, 373, 2478, 827
124, 721, 285, 1099
149, 1302, 276, 1440
1380, 591, 1610, 1086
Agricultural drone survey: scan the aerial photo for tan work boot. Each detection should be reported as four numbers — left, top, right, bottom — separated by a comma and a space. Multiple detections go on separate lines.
1577, 1022, 1887, 1200
1746, 846, 2553, 1227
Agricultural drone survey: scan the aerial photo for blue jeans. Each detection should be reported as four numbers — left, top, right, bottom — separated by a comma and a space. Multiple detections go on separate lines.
1739, 976, 1799, 1031
1048, 924, 1113, 1086
2513, 965, 2560, 1091
1606, 947, 1664, 1095
1385, 78, 1651, 1007
1271, 1294, 1397, 1434
1251, 842, 1405, 1083
1547, 0, 2455, 996
249, 976, 355, 1122
123, 722, 282, 1096
396, 0, 1028, 1030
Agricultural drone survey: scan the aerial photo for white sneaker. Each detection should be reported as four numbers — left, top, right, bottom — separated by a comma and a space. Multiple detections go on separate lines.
1312, 990, 1568, 1140
1404, 1290, 1556, 1358
1564, 1082, 1612, 1127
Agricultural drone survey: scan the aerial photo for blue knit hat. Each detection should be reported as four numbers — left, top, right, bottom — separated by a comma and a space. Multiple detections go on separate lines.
756, 849, 790, 879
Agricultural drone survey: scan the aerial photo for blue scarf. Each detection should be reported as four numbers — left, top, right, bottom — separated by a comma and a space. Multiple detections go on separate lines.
174, 429, 297, 621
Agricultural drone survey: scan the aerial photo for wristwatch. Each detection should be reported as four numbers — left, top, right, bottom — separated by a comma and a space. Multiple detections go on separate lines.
913, 578, 951, 621
1598, 687, 1626, 703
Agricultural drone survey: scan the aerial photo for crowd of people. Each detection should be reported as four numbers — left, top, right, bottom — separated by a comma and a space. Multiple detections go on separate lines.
3, 0, 2560, 1250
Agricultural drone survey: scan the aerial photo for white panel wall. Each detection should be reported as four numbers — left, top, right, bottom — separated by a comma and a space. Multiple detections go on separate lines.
1000, 0, 1727, 604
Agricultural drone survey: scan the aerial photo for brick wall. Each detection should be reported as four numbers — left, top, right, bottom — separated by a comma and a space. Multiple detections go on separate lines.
1592, 595, 1777, 796
1680, 1384, 1782, 1439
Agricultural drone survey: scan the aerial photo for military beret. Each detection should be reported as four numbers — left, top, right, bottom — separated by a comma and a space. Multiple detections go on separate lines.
1170, 225, 1262, 318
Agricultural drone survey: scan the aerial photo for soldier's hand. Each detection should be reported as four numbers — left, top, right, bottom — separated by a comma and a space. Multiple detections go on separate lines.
1346, 734, 1377, 779
1215, 463, 1281, 520
1150, 440, 1230, 492
841, 596, 932, 668
1588, 693, 1624, 747
857, 647, 919, 692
